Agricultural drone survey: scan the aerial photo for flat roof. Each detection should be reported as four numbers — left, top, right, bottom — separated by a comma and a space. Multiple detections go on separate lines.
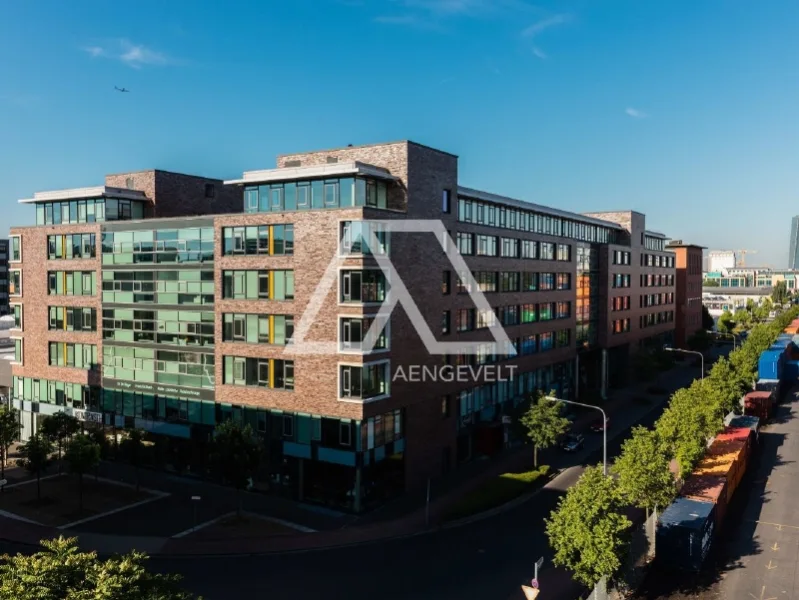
645, 229, 668, 239
703, 287, 772, 295
667, 241, 707, 249
224, 161, 398, 186
276, 140, 459, 160
456, 187, 625, 229
19, 186, 148, 204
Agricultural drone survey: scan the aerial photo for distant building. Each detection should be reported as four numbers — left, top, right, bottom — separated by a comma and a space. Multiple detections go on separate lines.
789, 216, 799, 269
707, 250, 736, 272
0, 239, 8, 316
667, 241, 706, 348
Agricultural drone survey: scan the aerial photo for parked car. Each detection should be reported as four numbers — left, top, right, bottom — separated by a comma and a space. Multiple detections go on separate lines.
561, 433, 585, 452
590, 417, 610, 433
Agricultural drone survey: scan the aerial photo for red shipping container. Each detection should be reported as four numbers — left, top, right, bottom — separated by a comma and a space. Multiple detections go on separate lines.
745, 392, 772, 420
681, 474, 728, 532
723, 427, 753, 461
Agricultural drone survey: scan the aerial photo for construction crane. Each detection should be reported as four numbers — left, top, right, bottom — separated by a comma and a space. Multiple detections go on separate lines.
735, 249, 757, 267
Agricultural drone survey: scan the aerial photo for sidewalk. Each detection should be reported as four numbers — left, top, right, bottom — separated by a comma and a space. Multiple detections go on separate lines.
0, 349, 723, 557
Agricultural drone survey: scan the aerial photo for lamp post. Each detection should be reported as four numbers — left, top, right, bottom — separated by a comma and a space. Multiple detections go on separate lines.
545, 396, 608, 476
664, 346, 704, 380
709, 330, 736, 350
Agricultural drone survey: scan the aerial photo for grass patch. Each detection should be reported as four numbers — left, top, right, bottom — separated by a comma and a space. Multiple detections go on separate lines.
444, 465, 550, 522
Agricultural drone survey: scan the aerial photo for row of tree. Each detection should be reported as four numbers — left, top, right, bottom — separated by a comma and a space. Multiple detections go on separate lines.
545, 306, 799, 589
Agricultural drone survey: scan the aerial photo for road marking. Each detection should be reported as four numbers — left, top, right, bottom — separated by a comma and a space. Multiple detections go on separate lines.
766, 560, 778, 570
749, 585, 777, 600
58, 490, 169, 530
771, 543, 780, 552
747, 519, 799, 531
173, 511, 233, 539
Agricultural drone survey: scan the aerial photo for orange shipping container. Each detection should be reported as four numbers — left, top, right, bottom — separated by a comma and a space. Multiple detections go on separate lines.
681, 474, 728, 532
699, 437, 748, 501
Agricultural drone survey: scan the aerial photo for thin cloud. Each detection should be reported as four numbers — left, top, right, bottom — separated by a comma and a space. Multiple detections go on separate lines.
83, 39, 178, 69
522, 13, 571, 37
625, 107, 648, 119
375, 0, 537, 29
532, 46, 547, 60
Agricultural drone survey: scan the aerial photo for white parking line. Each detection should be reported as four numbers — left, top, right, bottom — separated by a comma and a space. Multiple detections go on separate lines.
58, 491, 170, 530
172, 511, 234, 539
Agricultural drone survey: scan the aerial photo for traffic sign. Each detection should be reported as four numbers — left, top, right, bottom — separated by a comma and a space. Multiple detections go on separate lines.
534, 556, 544, 579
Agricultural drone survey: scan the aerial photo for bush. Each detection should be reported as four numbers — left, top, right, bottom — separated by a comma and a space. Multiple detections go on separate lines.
444, 465, 551, 521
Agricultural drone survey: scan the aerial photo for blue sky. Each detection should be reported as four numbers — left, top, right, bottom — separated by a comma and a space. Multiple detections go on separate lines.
1, 0, 797, 266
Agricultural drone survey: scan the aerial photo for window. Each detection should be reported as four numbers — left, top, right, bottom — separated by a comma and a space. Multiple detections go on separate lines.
521, 334, 537, 355
473, 271, 498, 293
13, 339, 22, 364
522, 272, 538, 291
340, 362, 390, 400
442, 189, 451, 213
48, 234, 97, 260
340, 221, 388, 255
49, 343, 98, 369
456, 309, 475, 332
10, 236, 21, 262
11, 305, 22, 330
475, 235, 497, 257
476, 309, 496, 329
222, 270, 294, 301
442, 271, 451, 295
521, 303, 536, 323
539, 302, 554, 321
521, 240, 538, 259
540, 242, 555, 260
222, 356, 294, 390
456, 232, 474, 255
612, 273, 631, 289
556, 301, 571, 318
556, 273, 571, 290
539, 332, 554, 351
9, 270, 21, 296
501, 237, 518, 258
340, 316, 388, 352
500, 272, 520, 292
555, 329, 571, 348
222, 225, 294, 256
340, 270, 388, 303
222, 313, 294, 345
539, 273, 555, 291
50, 307, 97, 332
556, 244, 571, 261
497, 305, 519, 326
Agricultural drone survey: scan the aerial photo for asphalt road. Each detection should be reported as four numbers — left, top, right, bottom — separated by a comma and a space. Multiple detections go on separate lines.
147, 400, 671, 600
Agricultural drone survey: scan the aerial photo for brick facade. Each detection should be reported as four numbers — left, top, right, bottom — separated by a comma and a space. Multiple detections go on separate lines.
669, 243, 706, 348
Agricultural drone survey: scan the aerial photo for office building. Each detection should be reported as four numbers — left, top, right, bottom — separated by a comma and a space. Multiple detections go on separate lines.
9, 141, 685, 512
667, 241, 706, 348
707, 250, 737, 273
0, 239, 8, 316
790, 216, 799, 270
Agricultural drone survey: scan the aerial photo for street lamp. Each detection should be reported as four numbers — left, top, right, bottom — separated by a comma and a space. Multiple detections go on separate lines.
664, 346, 704, 380
545, 396, 608, 476
708, 330, 736, 350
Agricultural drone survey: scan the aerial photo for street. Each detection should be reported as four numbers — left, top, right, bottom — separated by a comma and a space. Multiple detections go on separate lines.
638, 386, 799, 599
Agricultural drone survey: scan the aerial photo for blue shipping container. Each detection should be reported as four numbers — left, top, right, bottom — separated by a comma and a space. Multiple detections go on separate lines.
657, 498, 716, 572
759, 356, 781, 381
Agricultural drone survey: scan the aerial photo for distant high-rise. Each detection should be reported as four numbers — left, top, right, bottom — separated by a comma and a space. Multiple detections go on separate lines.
789, 216, 799, 269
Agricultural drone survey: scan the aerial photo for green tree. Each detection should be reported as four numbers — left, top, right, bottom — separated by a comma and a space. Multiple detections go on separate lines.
687, 329, 712, 352
209, 420, 260, 515
0, 536, 199, 600
40, 411, 80, 471
546, 466, 631, 588
519, 393, 571, 468
772, 280, 789, 305
717, 309, 735, 334
17, 434, 53, 501
0, 407, 19, 486
702, 279, 719, 287
702, 305, 715, 331
612, 426, 675, 516
64, 434, 101, 512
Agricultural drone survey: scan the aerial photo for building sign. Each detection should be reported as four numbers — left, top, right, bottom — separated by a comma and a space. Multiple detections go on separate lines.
72, 409, 103, 424
102, 378, 215, 402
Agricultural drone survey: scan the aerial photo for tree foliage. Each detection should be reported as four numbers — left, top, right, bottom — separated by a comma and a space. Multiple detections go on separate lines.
519, 393, 571, 467
17, 433, 53, 500
0, 536, 199, 600
65, 434, 101, 511
772, 280, 789, 305
612, 426, 675, 512
546, 466, 631, 588
41, 411, 80, 467
0, 407, 19, 482
717, 309, 735, 334
209, 420, 260, 513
